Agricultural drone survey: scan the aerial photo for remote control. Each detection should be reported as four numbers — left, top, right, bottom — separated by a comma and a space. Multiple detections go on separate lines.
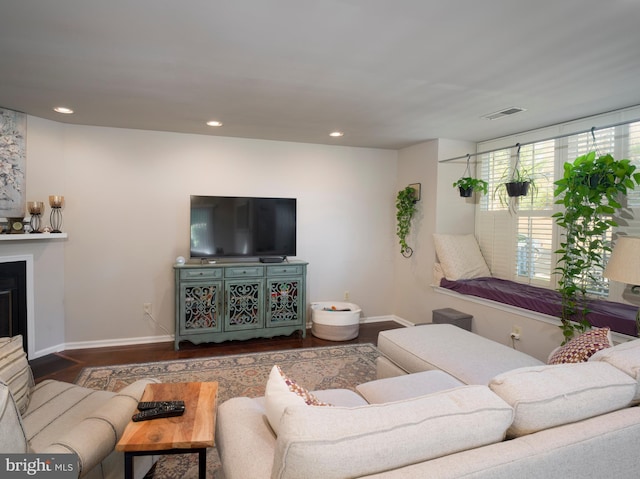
132, 404, 186, 422
137, 400, 185, 411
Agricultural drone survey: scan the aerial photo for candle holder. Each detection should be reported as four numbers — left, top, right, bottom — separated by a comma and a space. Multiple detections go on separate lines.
27, 201, 44, 233
49, 195, 64, 233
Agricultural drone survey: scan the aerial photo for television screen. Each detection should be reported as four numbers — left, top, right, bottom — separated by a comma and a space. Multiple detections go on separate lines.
190, 196, 297, 259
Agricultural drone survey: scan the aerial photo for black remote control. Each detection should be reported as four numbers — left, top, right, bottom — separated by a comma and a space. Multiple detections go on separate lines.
132, 404, 186, 422
137, 400, 185, 411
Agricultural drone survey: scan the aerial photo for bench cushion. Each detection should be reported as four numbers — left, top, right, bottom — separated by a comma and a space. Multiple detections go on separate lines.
377, 324, 543, 385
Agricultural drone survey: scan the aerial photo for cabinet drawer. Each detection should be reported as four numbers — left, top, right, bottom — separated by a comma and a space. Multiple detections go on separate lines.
180, 268, 223, 280
267, 265, 303, 276
225, 266, 264, 278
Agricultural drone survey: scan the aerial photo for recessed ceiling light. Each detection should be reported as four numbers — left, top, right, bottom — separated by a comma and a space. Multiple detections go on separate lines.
329, 131, 344, 137
53, 106, 74, 114
206, 120, 223, 127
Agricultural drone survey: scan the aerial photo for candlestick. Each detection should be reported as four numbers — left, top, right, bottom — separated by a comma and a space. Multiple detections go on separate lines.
48, 195, 64, 233
27, 201, 44, 233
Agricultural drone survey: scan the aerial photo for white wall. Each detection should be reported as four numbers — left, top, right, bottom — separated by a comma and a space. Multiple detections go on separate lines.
25, 117, 398, 348
392, 139, 476, 323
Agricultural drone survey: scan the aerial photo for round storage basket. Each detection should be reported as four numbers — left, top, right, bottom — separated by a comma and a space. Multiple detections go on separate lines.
311, 302, 361, 341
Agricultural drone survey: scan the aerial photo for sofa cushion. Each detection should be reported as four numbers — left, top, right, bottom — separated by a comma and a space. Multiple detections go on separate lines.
356, 370, 465, 403
590, 338, 640, 403
0, 335, 33, 414
271, 385, 513, 479
265, 365, 330, 435
433, 233, 491, 280
377, 324, 544, 385
548, 327, 612, 364
489, 362, 636, 438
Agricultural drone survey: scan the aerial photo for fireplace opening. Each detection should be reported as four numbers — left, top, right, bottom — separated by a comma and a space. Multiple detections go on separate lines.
0, 261, 27, 352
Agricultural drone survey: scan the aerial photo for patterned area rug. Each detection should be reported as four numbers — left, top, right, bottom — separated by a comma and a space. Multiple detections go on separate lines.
75, 344, 381, 479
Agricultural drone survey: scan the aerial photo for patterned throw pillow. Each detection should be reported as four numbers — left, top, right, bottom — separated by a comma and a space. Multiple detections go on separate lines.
548, 328, 612, 365
0, 335, 33, 414
265, 365, 331, 434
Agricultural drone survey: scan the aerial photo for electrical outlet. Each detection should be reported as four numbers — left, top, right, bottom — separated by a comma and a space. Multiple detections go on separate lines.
143, 303, 152, 315
344, 291, 350, 301
510, 325, 522, 340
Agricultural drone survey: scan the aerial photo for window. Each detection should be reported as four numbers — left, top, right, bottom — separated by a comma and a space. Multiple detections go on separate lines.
476, 121, 640, 301
478, 141, 555, 287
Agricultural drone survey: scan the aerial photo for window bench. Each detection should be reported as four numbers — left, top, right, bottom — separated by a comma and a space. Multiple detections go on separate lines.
438, 277, 638, 338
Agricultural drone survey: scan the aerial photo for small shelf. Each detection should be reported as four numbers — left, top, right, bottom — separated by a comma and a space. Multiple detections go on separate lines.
0, 233, 68, 241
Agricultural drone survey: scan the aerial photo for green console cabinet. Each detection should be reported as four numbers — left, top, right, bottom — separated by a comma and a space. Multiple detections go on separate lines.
174, 261, 307, 349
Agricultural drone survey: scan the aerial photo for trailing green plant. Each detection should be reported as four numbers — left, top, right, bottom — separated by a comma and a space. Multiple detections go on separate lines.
396, 186, 417, 258
453, 177, 488, 196
553, 151, 640, 342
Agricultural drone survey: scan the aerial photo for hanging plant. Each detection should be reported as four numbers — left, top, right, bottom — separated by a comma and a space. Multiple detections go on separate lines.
453, 177, 488, 197
396, 186, 418, 258
553, 150, 640, 342
452, 155, 488, 197
493, 143, 538, 212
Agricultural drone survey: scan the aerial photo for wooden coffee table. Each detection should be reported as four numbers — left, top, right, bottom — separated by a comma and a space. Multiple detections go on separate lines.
116, 381, 218, 479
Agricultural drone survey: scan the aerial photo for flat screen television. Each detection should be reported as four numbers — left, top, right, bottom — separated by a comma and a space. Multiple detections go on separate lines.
190, 195, 297, 259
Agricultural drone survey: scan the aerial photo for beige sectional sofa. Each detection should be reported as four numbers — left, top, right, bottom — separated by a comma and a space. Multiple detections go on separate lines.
0, 335, 157, 478
216, 324, 640, 478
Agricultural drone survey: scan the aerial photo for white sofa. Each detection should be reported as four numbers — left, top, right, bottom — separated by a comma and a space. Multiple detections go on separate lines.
0, 335, 158, 478
216, 324, 640, 479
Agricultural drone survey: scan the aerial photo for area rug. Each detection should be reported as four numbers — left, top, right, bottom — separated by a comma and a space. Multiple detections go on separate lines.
75, 344, 381, 479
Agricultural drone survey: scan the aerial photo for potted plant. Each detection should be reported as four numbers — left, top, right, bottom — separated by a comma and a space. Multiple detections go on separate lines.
493, 145, 539, 210
553, 151, 640, 342
396, 185, 418, 258
453, 177, 488, 197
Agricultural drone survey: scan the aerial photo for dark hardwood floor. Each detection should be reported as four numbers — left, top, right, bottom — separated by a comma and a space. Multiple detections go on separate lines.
29, 321, 403, 384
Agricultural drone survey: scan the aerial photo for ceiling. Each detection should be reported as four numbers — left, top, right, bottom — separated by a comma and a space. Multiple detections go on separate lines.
2, 0, 640, 150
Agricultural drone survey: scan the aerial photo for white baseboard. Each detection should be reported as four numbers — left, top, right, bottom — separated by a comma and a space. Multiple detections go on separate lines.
34, 316, 406, 358
32, 334, 173, 359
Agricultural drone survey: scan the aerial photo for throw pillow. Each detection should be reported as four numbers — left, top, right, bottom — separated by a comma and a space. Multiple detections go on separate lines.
265, 365, 331, 435
0, 335, 33, 414
433, 233, 491, 281
548, 327, 612, 364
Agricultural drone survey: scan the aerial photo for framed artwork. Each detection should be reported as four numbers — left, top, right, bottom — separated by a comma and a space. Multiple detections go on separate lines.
0, 108, 26, 218
408, 183, 421, 202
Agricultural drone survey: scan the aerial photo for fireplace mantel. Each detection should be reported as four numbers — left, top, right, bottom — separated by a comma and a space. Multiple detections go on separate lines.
0, 233, 68, 242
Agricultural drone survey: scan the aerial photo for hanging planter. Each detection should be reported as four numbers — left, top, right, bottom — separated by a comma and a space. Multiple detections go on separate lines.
453, 177, 488, 197
452, 155, 488, 198
459, 186, 473, 197
396, 185, 418, 258
553, 148, 640, 343
494, 143, 538, 210
505, 181, 530, 197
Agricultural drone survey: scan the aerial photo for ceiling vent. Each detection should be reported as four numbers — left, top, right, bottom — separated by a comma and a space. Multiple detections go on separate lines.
482, 107, 527, 120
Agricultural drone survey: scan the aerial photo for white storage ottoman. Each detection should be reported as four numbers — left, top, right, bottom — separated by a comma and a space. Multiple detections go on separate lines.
311, 302, 361, 341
